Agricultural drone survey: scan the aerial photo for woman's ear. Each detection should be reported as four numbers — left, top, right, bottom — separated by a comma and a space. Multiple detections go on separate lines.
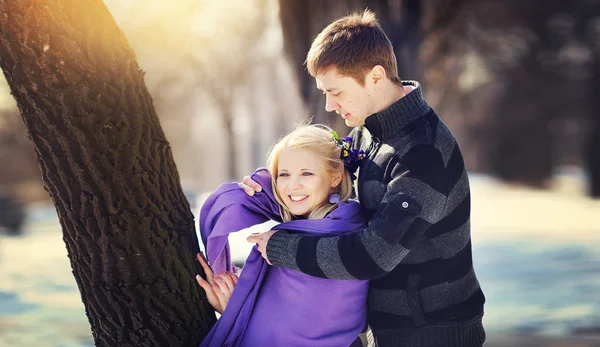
331, 170, 342, 188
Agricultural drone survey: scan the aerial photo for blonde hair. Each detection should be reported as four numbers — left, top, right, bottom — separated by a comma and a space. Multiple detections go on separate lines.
266, 124, 354, 222
305, 9, 401, 86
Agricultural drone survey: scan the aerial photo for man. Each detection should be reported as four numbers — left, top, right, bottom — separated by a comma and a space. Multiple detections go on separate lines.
245, 10, 486, 347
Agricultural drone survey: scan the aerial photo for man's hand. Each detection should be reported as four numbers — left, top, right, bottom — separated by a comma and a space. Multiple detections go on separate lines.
195, 252, 238, 314
247, 229, 277, 264
238, 175, 263, 196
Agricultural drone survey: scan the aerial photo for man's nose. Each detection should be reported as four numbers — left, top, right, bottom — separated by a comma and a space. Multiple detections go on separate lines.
325, 95, 338, 113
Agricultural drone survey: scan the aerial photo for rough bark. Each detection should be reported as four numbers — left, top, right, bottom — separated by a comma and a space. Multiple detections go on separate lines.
0, 1, 216, 346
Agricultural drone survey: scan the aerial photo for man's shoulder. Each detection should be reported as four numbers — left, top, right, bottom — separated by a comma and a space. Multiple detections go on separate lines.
393, 110, 457, 151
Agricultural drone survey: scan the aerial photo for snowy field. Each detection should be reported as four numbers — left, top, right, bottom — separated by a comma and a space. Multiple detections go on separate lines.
1, 173, 599, 346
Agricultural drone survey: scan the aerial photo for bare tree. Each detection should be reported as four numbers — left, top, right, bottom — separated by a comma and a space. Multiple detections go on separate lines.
0, 1, 216, 346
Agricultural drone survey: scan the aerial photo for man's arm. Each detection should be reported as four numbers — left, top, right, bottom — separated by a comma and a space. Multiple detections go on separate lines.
265, 144, 448, 280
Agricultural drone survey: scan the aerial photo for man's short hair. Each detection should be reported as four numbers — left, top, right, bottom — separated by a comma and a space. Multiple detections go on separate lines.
305, 10, 401, 85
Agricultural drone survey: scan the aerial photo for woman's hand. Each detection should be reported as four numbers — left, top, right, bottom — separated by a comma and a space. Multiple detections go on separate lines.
195, 252, 239, 314
238, 175, 262, 196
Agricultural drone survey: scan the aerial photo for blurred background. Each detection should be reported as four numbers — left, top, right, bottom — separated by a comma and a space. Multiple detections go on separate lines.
1, 0, 599, 346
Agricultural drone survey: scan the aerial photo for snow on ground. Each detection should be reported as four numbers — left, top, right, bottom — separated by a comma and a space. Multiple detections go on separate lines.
1, 173, 598, 346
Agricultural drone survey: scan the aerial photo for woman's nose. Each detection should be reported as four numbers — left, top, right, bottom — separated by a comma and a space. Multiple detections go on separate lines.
288, 176, 302, 190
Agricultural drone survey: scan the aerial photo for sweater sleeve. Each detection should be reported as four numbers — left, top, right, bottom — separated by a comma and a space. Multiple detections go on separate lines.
266, 144, 448, 280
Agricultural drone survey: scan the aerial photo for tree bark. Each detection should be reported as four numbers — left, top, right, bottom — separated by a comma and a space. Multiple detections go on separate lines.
0, 1, 216, 346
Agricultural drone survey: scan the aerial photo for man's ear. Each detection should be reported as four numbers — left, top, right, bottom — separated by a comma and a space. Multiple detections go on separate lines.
370, 65, 386, 86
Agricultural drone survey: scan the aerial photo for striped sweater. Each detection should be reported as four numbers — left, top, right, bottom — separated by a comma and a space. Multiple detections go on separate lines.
267, 81, 486, 347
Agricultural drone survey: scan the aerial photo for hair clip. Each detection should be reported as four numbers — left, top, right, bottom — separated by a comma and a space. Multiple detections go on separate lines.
331, 131, 365, 180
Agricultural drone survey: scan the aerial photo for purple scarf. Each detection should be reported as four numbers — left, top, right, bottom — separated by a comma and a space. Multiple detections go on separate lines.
199, 168, 368, 347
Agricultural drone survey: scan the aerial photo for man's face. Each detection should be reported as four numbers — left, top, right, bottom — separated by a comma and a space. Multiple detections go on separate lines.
316, 68, 375, 128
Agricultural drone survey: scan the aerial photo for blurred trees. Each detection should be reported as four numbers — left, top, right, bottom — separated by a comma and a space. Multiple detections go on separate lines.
279, 0, 421, 134
468, 1, 565, 187
1, 0, 599, 216
0, 77, 48, 206
0, 1, 215, 345
0, 108, 35, 234
279, 0, 600, 196
278, 0, 471, 135
0, 108, 43, 201
581, 2, 600, 197
590, 54, 600, 197
433, 0, 600, 196
104, 0, 301, 185
0, 191, 24, 234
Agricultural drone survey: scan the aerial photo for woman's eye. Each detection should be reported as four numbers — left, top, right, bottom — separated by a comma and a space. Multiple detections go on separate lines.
278, 173, 289, 177
302, 172, 313, 176
333, 92, 341, 97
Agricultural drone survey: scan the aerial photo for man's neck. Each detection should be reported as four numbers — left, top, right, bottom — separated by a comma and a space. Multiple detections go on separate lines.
373, 81, 407, 114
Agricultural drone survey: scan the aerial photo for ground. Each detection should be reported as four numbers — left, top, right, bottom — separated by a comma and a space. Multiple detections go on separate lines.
1, 172, 599, 346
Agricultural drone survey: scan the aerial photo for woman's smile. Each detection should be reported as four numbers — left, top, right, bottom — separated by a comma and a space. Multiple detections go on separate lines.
289, 194, 309, 202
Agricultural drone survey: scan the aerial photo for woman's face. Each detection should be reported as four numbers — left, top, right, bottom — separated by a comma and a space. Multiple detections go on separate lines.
276, 148, 337, 217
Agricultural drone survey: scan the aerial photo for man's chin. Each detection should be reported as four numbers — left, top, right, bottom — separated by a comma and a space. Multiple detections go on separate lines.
344, 118, 357, 128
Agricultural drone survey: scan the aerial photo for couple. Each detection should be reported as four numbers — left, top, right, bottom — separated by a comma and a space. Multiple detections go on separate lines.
196, 10, 486, 347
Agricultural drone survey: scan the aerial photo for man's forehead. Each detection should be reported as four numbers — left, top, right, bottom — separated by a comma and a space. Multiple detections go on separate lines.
315, 70, 347, 91
316, 81, 338, 92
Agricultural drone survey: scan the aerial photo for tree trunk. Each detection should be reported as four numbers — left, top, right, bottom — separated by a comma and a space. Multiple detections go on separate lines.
587, 59, 600, 198
278, 0, 423, 135
486, 51, 555, 187
0, 1, 216, 346
473, 1, 571, 187
581, 2, 600, 198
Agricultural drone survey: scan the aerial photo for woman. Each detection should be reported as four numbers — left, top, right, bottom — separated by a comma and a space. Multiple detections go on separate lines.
196, 124, 368, 346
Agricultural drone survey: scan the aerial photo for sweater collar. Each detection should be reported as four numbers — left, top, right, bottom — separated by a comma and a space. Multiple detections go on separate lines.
363, 80, 431, 141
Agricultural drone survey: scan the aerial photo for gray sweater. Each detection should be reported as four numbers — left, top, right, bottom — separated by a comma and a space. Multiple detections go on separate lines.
267, 81, 486, 347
